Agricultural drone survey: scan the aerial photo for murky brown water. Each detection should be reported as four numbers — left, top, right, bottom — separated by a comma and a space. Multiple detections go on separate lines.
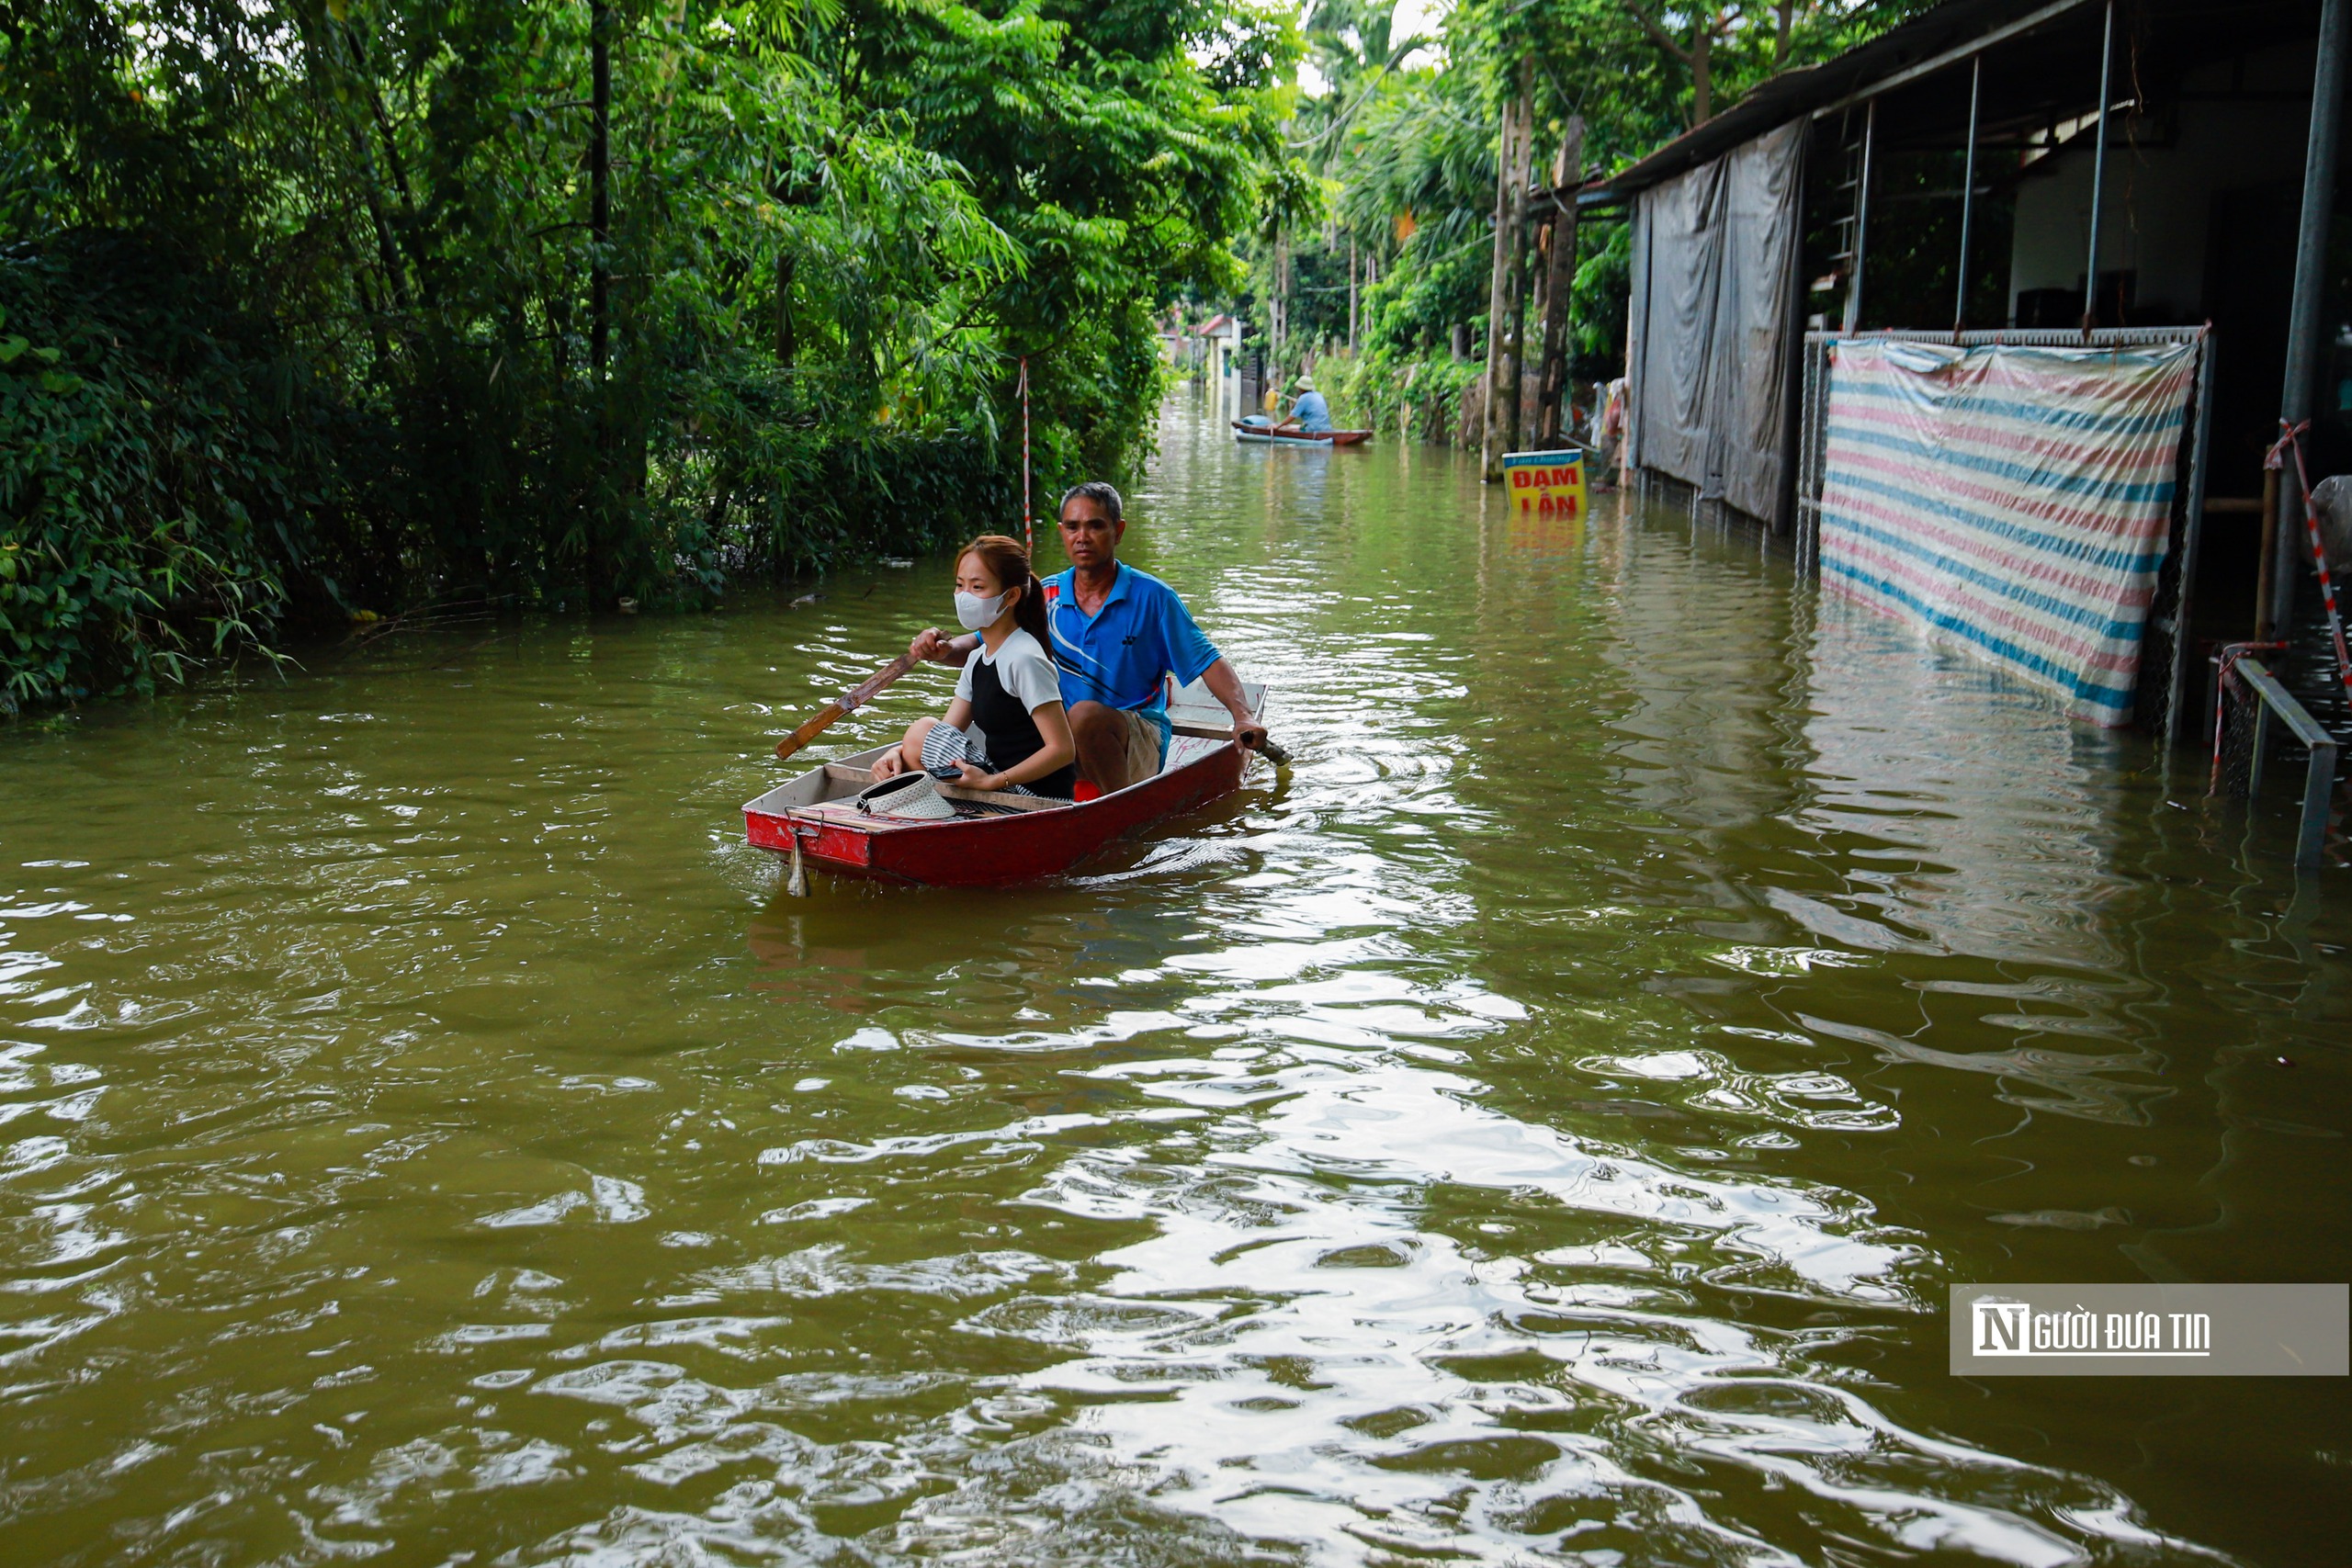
2, 392, 2347, 1565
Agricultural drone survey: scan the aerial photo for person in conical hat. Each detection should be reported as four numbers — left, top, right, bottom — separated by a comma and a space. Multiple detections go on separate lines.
1274, 370, 1332, 434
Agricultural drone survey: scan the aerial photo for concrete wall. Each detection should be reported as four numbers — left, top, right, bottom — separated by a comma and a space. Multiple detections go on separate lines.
2007, 43, 2313, 323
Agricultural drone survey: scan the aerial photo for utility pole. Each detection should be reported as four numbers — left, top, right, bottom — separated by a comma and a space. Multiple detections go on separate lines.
1534, 118, 1585, 449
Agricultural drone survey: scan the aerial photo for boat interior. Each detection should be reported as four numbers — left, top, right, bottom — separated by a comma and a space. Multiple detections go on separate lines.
744, 677, 1267, 828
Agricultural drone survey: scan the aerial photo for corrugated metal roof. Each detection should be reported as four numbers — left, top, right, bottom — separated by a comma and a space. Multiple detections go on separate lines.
1581, 0, 2097, 205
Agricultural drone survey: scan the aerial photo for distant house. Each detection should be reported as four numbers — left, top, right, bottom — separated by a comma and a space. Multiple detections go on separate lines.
1185, 314, 1247, 409
1584, 0, 2346, 739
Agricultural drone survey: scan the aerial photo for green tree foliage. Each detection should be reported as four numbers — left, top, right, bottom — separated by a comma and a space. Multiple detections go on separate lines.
0, 244, 305, 705
1225, 1, 1928, 436
0, 0, 1290, 705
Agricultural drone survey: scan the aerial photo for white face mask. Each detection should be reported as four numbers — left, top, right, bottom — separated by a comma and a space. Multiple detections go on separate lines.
955, 589, 1009, 631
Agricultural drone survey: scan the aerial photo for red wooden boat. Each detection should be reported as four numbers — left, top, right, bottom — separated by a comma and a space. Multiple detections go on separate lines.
1232, 421, 1372, 447
743, 679, 1269, 887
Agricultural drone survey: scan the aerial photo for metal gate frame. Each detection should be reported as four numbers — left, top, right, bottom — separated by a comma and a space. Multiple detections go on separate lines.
1792, 327, 2214, 741
2219, 654, 2342, 867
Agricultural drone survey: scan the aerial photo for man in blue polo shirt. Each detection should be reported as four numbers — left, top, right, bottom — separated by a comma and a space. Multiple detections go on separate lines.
909, 481, 1267, 792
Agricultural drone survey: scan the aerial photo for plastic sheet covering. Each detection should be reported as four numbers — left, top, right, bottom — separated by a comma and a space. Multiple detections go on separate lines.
1817, 338, 2198, 727
1627, 121, 1804, 523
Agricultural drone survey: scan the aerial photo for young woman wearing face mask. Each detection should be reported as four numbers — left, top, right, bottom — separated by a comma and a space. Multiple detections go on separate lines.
874, 536, 1079, 798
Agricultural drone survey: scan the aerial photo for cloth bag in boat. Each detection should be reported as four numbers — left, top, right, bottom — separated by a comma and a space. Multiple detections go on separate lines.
917, 721, 1041, 796
854, 770, 957, 820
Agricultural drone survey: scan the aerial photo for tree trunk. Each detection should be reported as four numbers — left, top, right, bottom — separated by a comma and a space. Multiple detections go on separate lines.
591, 4, 612, 379
1481, 62, 1533, 482
589, 0, 613, 606
1348, 235, 1359, 352
1531, 214, 1554, 441
1279, 229, 1292, 362
1269, 228, 1289, 369
1479, 92, 1515, 472
1534, 118, 1585, 448
775, 252, 797, 366
1506, 66, 1535, 451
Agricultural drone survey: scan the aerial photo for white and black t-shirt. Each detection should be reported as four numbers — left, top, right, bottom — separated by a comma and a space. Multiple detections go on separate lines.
952, 627, 1061, 712
944, 628, 1076, 797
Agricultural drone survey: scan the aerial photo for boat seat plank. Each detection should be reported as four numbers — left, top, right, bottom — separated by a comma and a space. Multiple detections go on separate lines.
1162, 734, 1227, 772
1170, 677, 1267, 713
936, 784, 1063, 812
780, 785, 1068, 828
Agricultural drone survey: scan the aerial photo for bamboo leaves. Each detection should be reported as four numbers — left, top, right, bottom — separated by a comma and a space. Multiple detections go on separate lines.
0, 0, 1286, 703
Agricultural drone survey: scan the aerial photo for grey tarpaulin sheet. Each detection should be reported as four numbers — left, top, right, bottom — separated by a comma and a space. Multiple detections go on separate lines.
1627, 120, 1804, 524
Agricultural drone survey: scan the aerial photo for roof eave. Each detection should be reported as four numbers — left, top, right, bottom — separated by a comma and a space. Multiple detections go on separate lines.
1586, 0, 2097, 203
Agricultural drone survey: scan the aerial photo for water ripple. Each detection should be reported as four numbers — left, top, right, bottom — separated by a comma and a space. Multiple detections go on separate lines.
0, 398, 2338, 1565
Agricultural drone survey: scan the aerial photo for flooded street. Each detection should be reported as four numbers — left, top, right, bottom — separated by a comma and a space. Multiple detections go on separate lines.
3, 394, 2346, 1565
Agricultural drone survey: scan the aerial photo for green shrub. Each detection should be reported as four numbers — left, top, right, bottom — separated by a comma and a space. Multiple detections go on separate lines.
0, 240, 314, 705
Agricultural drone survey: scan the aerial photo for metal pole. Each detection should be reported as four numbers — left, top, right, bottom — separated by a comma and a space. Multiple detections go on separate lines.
1775, 130, 1813, 537
1842, 98, 1877, 333
2267, 0, 2350, 636
1956, 55, 1982, 333
2081, 0, 2115, 335
1629, 199, 1653, 481
2165, 334, 2218, 747
2298, 738, 2339, 868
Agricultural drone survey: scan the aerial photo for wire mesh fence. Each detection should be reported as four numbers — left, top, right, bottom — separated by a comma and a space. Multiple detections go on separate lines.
2212, 668, 2263, 800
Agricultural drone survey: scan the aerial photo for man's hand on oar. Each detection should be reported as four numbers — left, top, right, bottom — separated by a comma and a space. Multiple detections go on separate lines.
1237, 716, 1297, 765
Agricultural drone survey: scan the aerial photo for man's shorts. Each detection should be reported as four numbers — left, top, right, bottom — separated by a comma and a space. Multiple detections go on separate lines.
1107, 705, 1165, 788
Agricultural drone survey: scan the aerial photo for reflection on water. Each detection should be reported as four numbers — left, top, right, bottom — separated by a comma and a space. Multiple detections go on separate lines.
0, 393, 2345, 1565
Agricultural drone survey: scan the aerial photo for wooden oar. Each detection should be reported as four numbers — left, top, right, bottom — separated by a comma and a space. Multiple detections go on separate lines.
775, 651, 918, 764
1172, 719, 1292, 767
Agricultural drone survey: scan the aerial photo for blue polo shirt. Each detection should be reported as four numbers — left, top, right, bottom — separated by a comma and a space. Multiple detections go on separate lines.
1291, 390, 1333, 432
1041, 564, 1220, 750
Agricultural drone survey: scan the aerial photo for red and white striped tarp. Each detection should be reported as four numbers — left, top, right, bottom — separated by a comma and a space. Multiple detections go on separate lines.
1817, 339, 2198, 726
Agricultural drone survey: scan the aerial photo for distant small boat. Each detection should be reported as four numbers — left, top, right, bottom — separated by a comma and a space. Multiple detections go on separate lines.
1232, 420, 1371, 447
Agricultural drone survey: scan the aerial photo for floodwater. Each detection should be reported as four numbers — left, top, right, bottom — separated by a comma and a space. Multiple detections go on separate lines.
2, 393, 2347, 1568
